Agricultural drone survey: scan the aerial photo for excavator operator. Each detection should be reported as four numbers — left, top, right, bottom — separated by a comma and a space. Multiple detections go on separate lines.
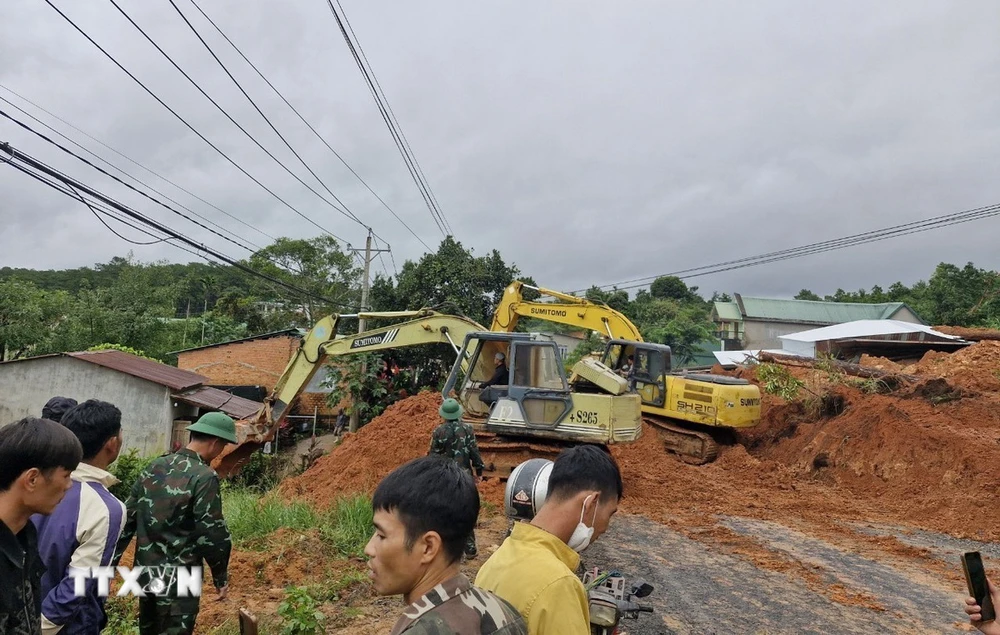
478, 352, 509, 407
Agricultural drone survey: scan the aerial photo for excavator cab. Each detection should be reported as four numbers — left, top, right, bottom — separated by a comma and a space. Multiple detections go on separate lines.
445, 332, 573, 429
601, 340, 671, 408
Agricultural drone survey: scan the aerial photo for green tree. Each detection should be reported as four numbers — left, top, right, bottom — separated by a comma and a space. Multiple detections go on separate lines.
794, 289, 822, 301
649, 276, 698, 302
370, 237, 529, 326
247, 236, 361, 326
0, 279, 70, 361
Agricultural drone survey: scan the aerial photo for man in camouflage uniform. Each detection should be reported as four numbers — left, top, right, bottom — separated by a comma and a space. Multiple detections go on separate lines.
429, 398, 484, 557
114, 412, 236, 635
366, 456, 527, 635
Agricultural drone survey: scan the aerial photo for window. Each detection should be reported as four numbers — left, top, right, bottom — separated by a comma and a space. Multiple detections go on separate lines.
512, 343, 567, 390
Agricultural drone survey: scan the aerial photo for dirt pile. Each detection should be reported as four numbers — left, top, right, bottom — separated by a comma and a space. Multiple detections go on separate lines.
903, 339, 1000, 394
279, 391, 444, 505
717, 340, 1000, 539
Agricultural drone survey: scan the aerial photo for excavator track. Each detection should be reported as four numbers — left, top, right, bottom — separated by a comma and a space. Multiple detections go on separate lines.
474, 431, 579, 478
643, 416, 720, 465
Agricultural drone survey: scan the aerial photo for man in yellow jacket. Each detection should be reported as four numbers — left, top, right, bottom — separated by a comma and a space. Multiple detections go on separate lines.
475, 445, 623, 634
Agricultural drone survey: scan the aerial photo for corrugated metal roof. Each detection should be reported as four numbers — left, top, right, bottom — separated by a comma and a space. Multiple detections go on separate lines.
779, 320, 962, 343
713, 302, 742, 321
172, 386, 262, 420
168, 329, 305, 356
732, 295, 922, 325
67, 350, 203, 391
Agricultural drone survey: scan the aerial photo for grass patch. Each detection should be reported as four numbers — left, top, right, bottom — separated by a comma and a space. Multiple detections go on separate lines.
103, 596, 139, 635
223, 489, 320, 548
223, 489, 373, 555
318, 495, 373, 558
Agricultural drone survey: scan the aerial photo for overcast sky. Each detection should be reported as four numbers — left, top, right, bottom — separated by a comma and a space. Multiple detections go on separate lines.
1, 0, 998, 300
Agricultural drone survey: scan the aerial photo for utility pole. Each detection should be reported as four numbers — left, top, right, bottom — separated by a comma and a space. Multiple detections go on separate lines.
349, 230, 389, 433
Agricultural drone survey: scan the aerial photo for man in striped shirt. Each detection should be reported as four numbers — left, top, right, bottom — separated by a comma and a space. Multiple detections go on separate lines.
32, 400, 127, 635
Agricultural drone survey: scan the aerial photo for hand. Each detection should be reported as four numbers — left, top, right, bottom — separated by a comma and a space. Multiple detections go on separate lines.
964, 578, 1000, 634
216, 585, 229, 601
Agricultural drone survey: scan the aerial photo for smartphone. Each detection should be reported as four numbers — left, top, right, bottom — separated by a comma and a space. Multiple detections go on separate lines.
963, 551, 996, 622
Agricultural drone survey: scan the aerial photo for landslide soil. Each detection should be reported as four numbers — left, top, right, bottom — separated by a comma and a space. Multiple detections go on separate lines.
202, 341, 1000, 631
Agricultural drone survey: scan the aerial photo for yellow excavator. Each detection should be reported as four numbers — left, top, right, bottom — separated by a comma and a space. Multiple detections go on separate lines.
489, 281, 762, 463
214, 309, 642, 477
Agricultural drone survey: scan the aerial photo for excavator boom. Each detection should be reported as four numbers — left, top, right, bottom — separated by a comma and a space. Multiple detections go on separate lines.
491, 281, 642, 341
215, 310, 485, 475
490, 281, 762, 464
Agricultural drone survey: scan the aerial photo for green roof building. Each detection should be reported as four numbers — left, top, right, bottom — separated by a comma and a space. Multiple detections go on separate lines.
712, 293, 924, 350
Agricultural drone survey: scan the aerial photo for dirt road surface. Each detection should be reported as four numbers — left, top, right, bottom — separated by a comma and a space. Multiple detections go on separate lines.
585, 515, 973, 635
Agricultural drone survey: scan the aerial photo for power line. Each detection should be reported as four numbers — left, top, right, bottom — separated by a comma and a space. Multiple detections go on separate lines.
184, 0, 434, 252
7, 160, 168, 246
578, 201, 1000, 293
0, 84, 276, 245
165, 0, 367, 229
1, 139, 358, 308
334, 0, 452, 236
0, 108, 264, 257
104, 0, 361, 238
42, 0, 350, 244
0, 89, 263, 253
323, 0, 452, 237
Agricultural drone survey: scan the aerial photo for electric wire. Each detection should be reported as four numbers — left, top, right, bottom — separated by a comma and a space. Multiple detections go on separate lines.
5, 148, 327, 308
334, 0, 452, 236
164, 0, 367, 228
104, 0, 360, 238
182, 0, 434, 252
576, 201, 1000, 293
0, 91, 262, 253
0, 83, 277, 244
1, 139, 357, 308
7, 160, 168, 246
43, 0, 350, 244
0, 109, 268, 257
323, 0, 451, 237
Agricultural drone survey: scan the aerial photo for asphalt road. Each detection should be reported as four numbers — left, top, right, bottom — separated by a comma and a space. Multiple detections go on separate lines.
583, 515, 971, 635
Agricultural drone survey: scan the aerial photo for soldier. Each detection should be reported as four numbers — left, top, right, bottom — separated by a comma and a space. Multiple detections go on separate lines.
114, 412, 237, 635
366, 456, 527, 635
428, 398, 484, 557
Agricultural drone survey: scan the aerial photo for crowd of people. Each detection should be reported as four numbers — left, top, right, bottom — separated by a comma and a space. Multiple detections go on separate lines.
0, 394, 997, 634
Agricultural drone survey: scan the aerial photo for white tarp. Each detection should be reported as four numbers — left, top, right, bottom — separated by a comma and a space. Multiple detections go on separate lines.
777, 319, 964, 358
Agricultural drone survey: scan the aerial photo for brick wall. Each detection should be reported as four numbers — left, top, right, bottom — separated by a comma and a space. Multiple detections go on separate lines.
177, 335, 300, 391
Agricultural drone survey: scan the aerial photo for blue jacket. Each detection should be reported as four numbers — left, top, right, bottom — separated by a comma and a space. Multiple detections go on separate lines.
31, 464, 126, 635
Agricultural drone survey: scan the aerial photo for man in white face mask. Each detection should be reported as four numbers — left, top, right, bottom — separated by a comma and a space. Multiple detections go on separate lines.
475, 445, 622, 635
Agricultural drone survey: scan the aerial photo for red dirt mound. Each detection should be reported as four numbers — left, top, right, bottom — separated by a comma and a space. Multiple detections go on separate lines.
279, 391, 502, 508
279, 391, 444, 505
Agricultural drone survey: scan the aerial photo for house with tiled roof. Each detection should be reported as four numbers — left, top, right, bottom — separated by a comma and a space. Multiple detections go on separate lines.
0, 350, 262, 456
712, 293, 925, 350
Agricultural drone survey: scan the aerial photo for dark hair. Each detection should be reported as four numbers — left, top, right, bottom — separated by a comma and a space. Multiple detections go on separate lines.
0, 417, 83, 490
60, 400, 122, 460
42, 397, 78, 423
547, 444, 623, 502
189, 431, 218, 443
372, 455, 479, 564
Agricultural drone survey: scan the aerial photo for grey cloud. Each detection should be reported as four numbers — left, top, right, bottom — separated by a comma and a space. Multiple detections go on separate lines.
1, 0, 998, 300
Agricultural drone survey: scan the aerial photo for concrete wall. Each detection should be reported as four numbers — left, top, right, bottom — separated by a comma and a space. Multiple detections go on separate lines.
891, 306, 923, 325
743, 320, 826, 350
177, 335, 300, 391
0, 356, 176, 456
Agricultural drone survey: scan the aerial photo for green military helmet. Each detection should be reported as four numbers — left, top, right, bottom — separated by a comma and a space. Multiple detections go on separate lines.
186, 411, 238, 444
439, 398, 463, 421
